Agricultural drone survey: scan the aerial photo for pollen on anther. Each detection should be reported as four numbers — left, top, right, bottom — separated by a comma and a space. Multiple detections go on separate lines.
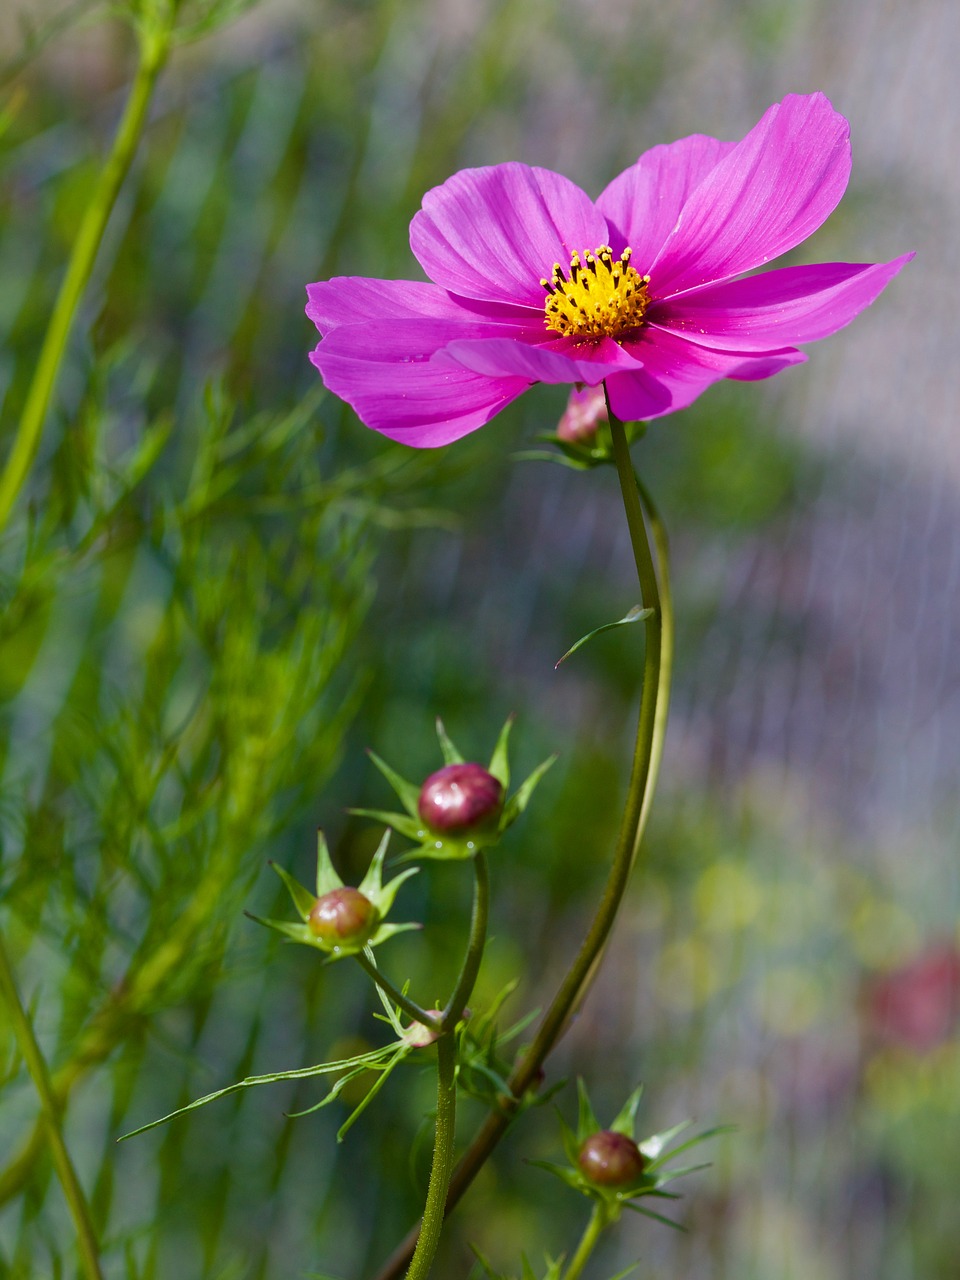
541, 244, 650, 340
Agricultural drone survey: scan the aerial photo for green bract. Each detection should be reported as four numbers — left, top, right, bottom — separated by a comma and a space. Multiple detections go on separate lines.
247, 829, 419, 958
350, 716, 556, 861
531, 1079, 731, 1230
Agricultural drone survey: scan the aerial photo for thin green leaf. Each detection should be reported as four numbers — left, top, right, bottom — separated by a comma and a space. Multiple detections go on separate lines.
556, 606, 652, 668
119, 1047, 397, 1140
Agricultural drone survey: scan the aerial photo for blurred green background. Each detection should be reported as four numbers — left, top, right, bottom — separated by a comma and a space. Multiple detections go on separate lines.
0, 1, 954, 1278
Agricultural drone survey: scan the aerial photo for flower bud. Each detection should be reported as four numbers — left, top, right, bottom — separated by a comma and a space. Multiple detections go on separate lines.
308, 886, 379, 948
557, 385, 607, 444
577, 1129, 645, 1186
418, 762, 503, 834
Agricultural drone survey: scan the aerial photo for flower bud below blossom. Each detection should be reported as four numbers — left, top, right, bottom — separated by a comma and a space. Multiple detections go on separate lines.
577, 1129, 645, 1186
556, 385, 608, 444
308, 887, 379, 948
418, 762, 503, 834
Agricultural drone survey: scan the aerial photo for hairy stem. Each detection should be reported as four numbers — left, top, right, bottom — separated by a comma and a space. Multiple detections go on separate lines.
0, 934, 104, 1280
0, 8, 173, 532
561, 1203, 609, 1280
404, 1031, 458, 1280
369, 401, 673, 1280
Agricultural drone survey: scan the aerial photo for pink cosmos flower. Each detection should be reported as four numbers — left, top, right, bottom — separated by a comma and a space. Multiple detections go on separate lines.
306, 93, 911, 449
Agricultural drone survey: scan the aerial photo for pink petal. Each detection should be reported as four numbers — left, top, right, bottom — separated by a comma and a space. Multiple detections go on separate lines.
596, 134, 737, 268
652, 254, 913, 351
305, 277, 533, 334
437, 334, 645, 385
310, 318, 530, 447
410, 163, 609, 308
606, 327, 805, 421
650, 93, 852, 298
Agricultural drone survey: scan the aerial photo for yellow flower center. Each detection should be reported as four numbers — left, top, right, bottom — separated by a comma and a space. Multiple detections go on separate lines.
542, 246, 651, 339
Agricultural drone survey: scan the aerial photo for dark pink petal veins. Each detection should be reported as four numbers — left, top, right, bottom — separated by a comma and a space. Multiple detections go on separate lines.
410, 163, 609, 308
652, 254, 914, 351
596, 134, 737, 266
310, 318, 530, 447
305, 277, 535, 335
649, 93, 852, 298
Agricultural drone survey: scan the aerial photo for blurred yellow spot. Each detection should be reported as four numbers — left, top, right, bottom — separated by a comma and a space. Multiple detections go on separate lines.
754, 966, 822, 1036
850, 900, 918, 970
654, 935, 722, 1011
693, 861, 763, 934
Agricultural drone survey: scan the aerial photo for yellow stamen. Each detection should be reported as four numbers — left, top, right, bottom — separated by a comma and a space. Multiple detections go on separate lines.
542, 245, 650, 339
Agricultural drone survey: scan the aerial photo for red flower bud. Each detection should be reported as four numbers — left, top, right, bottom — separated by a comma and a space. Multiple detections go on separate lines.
308, 887, 378, 947
418, 762, 503, 834
577, 1130, 645, 1186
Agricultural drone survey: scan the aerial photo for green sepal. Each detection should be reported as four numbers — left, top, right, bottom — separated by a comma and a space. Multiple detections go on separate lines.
556, 606, 653, 668
643, 1123, 735, 1171
557, 1109, 581, 1167
622, 1201, 685, 1232
245, 912, 316, 946
368, 921, 421, 946
315, 830, 343, 898
347, 808, 427, 843
487, 714, 515, 789
435, 717, 464, 765
367, 750, 421, 817
401, 831, 499, 862
357, 828, 420, 912
269, 861, 317, 922
527, 1159, 585, 1192
119, 1042, 399, 1140
611, 1084, 643, 1138
501, 754, 557, 829
576, 1077, 602, 1142
639, 1119, 690, 1163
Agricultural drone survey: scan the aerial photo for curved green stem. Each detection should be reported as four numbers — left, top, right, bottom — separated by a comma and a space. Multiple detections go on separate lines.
441, 851, 489, 1031
404, 1031, 457, 1280
369, 399, 673, 1280
354, 951, 433, 1026
0, 9, 173, 533
561, 1203, 609, 1280
0, 934, 104, 1280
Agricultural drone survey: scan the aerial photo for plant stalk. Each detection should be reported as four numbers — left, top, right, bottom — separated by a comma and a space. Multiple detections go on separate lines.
0, 934, 104, 1280
0, 12, 172, 532
369, 399, 673, 1280
442, 851, 489, 1031
403, 1031, 458, 1280
561, 1203, 609, 1280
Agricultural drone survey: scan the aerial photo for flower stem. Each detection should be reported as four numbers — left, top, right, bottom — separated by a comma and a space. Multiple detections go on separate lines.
561, 1203, 609, 1280
369, 399, 673, 1280
0, 934, 104, 1280
354, 951, 433, 1026
404, 1031, 458, 1280
0, 8, 173, 533
442, 851, 489, 1031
